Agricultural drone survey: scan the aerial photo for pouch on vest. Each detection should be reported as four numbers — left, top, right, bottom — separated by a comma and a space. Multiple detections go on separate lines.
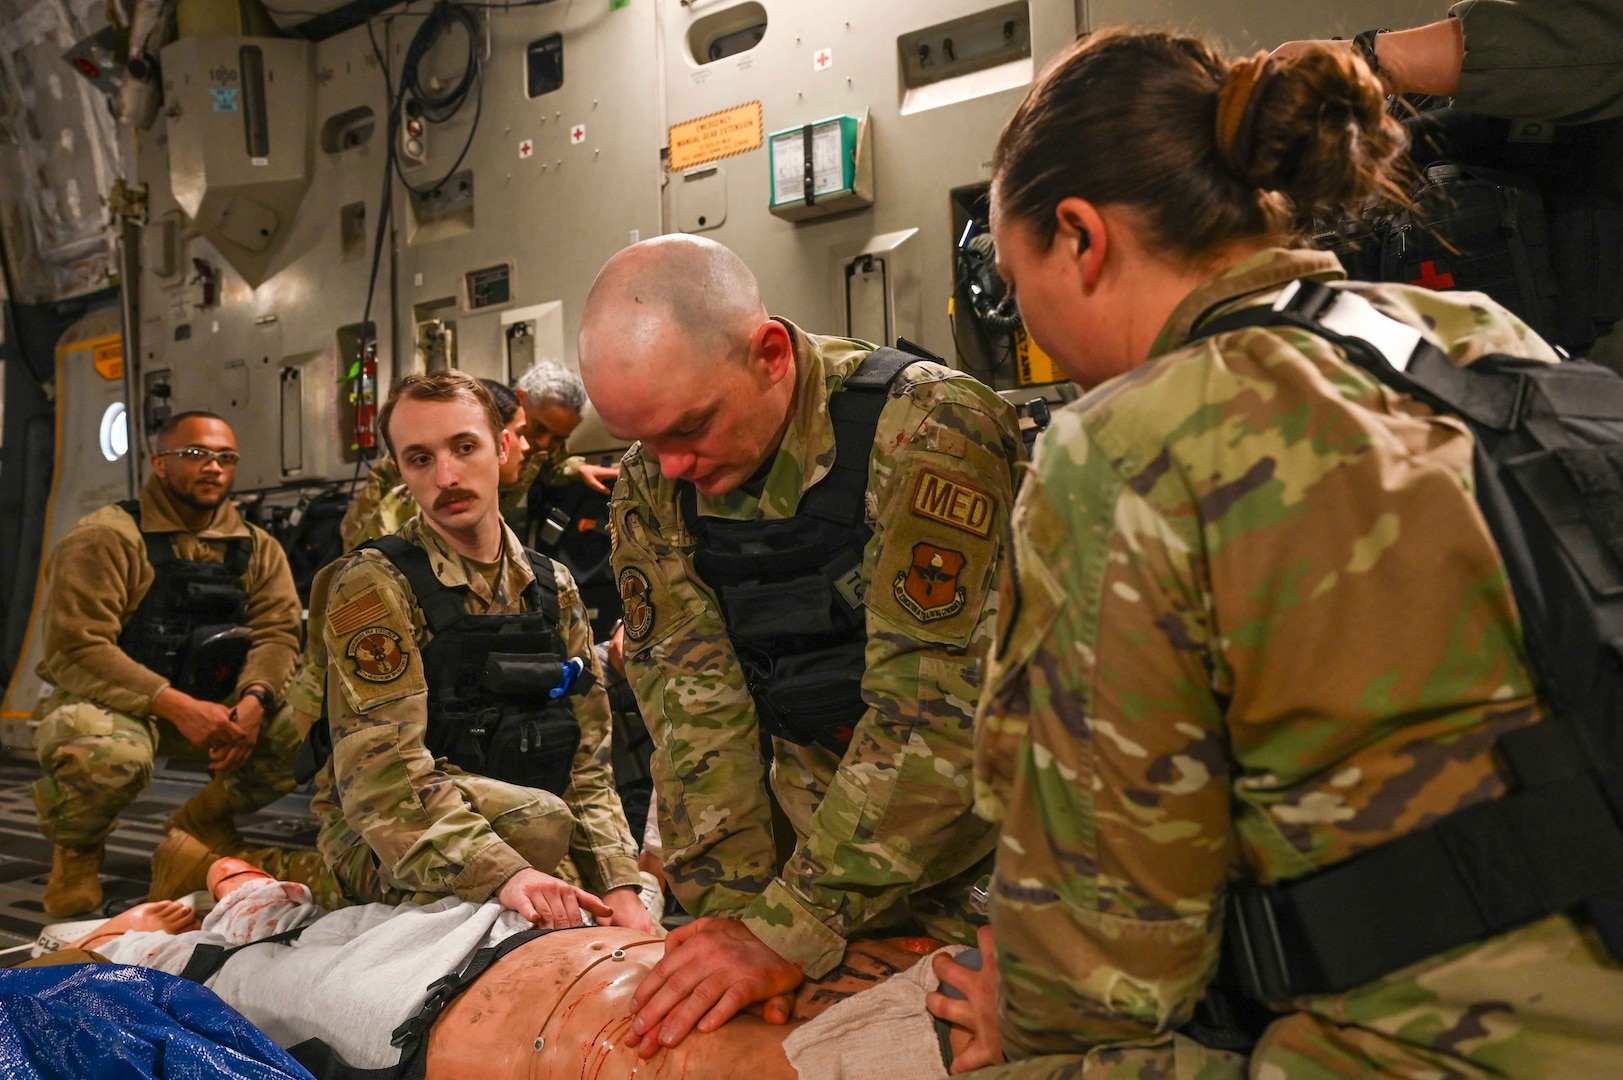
177, 625, 254, 703
116, 500, 254, 702
1188, 279, 1623, 1006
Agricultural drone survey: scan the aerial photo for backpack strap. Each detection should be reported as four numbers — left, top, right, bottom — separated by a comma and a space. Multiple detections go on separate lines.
520, 546, 561, 624
357, 535, 464, 634
801, 344, 922, 523
1187, 278, 1623, 1001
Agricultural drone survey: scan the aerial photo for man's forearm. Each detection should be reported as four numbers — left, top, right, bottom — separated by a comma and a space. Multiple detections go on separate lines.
1376, 18, 1466, 97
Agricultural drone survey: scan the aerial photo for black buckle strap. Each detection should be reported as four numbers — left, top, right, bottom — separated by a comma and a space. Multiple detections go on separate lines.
1227, 745, 1623, 1000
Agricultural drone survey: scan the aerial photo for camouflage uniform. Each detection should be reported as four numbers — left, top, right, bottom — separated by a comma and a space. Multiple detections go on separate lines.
32, 476, 303, 848
610, 319, 1023, 978
310, 513, 641, 905
970, 248, 1623, 1078
340, 446, 580, 551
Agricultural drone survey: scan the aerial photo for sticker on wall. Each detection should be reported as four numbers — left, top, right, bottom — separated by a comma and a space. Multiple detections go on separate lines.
668, 100, 763, 172
210, 86, 240, 112
570, 124, 586, 145
813, 47, 833, 72
518, 138, 534, 159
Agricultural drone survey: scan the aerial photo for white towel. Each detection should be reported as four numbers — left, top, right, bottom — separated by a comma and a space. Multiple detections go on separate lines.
782, 945, 967, 1080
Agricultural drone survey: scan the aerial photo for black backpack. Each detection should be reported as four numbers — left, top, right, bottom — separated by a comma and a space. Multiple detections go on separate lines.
1188, 278, 1623, 1002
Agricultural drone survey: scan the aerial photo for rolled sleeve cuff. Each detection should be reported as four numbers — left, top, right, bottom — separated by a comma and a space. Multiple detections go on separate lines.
594, 851, 644, 894
451, 837, 532, 903
740, 878, 847, 978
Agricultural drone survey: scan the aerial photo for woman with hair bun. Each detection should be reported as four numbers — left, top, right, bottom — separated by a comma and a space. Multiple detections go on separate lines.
926, 27, 1623, 1079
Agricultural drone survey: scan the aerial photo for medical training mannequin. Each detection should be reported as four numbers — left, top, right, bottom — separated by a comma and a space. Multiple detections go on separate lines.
58, 859, 964, 1079
428, 932, 951, 1080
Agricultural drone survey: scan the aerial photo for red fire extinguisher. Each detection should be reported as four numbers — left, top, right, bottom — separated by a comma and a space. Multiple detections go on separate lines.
353, 340, 378, 452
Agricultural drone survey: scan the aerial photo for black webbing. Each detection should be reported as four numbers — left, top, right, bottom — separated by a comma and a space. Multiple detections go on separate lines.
120, 498, 252, 575
179, 925, 309, 985
360, 535, 463, 633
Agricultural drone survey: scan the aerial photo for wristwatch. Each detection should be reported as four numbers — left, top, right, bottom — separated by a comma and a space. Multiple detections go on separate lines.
240, 686, 275, 712
1353, 28, 1389, 76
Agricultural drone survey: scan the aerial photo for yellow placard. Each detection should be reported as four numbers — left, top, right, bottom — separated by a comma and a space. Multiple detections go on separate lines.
669, 101, 763, 173
1014, 328, 1064, 386
93, 339, 124, 381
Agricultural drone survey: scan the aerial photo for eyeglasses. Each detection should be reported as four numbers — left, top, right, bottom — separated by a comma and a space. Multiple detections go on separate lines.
156, 446, 241, 467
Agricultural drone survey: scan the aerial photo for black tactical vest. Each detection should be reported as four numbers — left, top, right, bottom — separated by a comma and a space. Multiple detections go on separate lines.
681, 345, 920, 753
116, 499, 253, 702
361, 535, 588, 796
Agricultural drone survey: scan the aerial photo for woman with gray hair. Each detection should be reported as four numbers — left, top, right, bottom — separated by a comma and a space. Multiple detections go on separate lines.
515, 360, 620, 496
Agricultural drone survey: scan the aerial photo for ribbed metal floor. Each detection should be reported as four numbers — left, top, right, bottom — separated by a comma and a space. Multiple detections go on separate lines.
0, 756, 319, 966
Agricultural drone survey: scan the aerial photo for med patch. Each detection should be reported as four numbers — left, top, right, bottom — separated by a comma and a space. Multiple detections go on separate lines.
347, 626, 409, 683
911, 469, 994, 538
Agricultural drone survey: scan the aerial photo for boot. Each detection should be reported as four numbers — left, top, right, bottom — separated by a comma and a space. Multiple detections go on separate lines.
150, 829, 282, 902
166, 777, 245, 854
43, 843, 104, 917
149, 829, 224, 901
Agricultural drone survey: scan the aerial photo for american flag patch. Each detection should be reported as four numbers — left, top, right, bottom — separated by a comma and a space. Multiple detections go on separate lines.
328, 589, 389, 635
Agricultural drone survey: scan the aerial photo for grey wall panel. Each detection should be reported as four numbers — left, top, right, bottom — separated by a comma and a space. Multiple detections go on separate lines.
1079, 0, 1446, 53
659, 0, 1076, 360
132, 24, 394, 491
390, 0, 664, 381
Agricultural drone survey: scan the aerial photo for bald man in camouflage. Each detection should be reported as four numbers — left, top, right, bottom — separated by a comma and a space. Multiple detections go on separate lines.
578, 235, 1025, 1057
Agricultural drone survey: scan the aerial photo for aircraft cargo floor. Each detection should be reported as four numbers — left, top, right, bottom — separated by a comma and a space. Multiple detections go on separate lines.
0, 756, 320, 967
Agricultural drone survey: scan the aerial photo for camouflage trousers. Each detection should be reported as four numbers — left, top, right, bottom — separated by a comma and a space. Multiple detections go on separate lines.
962, 1038, 1244, 1080
313, 768, 582, 906
969, 916, 1623, 1079
31, 691, 301, 849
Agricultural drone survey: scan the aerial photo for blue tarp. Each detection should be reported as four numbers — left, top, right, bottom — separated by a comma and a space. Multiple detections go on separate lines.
0, 963, 315, 1080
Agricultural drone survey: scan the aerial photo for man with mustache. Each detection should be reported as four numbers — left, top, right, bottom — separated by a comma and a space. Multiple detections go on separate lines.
301, 371, 652, 930
31, 410, 303, 916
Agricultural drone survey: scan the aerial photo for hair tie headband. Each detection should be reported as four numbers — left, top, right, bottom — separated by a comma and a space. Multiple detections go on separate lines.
1215, 51, 1279, 184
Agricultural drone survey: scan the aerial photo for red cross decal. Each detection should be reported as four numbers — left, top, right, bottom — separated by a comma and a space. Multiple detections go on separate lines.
1409, 259, 1456, 290
571, 125, 586, 143
813, 48, 832, 71
518, 139, 533, 158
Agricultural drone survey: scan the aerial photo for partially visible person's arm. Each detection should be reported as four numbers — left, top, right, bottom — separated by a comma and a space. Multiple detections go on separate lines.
1274, 3, 1623, 124
552, 562, 646, 906
1449, 0, 1623, 123
40, 524, 169, 715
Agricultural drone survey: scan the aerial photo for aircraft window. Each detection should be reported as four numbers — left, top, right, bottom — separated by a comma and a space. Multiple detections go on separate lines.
687, 3, 767, 66
99, 402, 129, 462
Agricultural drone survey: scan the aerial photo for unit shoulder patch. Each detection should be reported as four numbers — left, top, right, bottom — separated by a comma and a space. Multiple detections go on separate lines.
619, 567, 655, 642
894, 542, 968, 622
910, 469, 994, 538
346, 625, 409, 683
